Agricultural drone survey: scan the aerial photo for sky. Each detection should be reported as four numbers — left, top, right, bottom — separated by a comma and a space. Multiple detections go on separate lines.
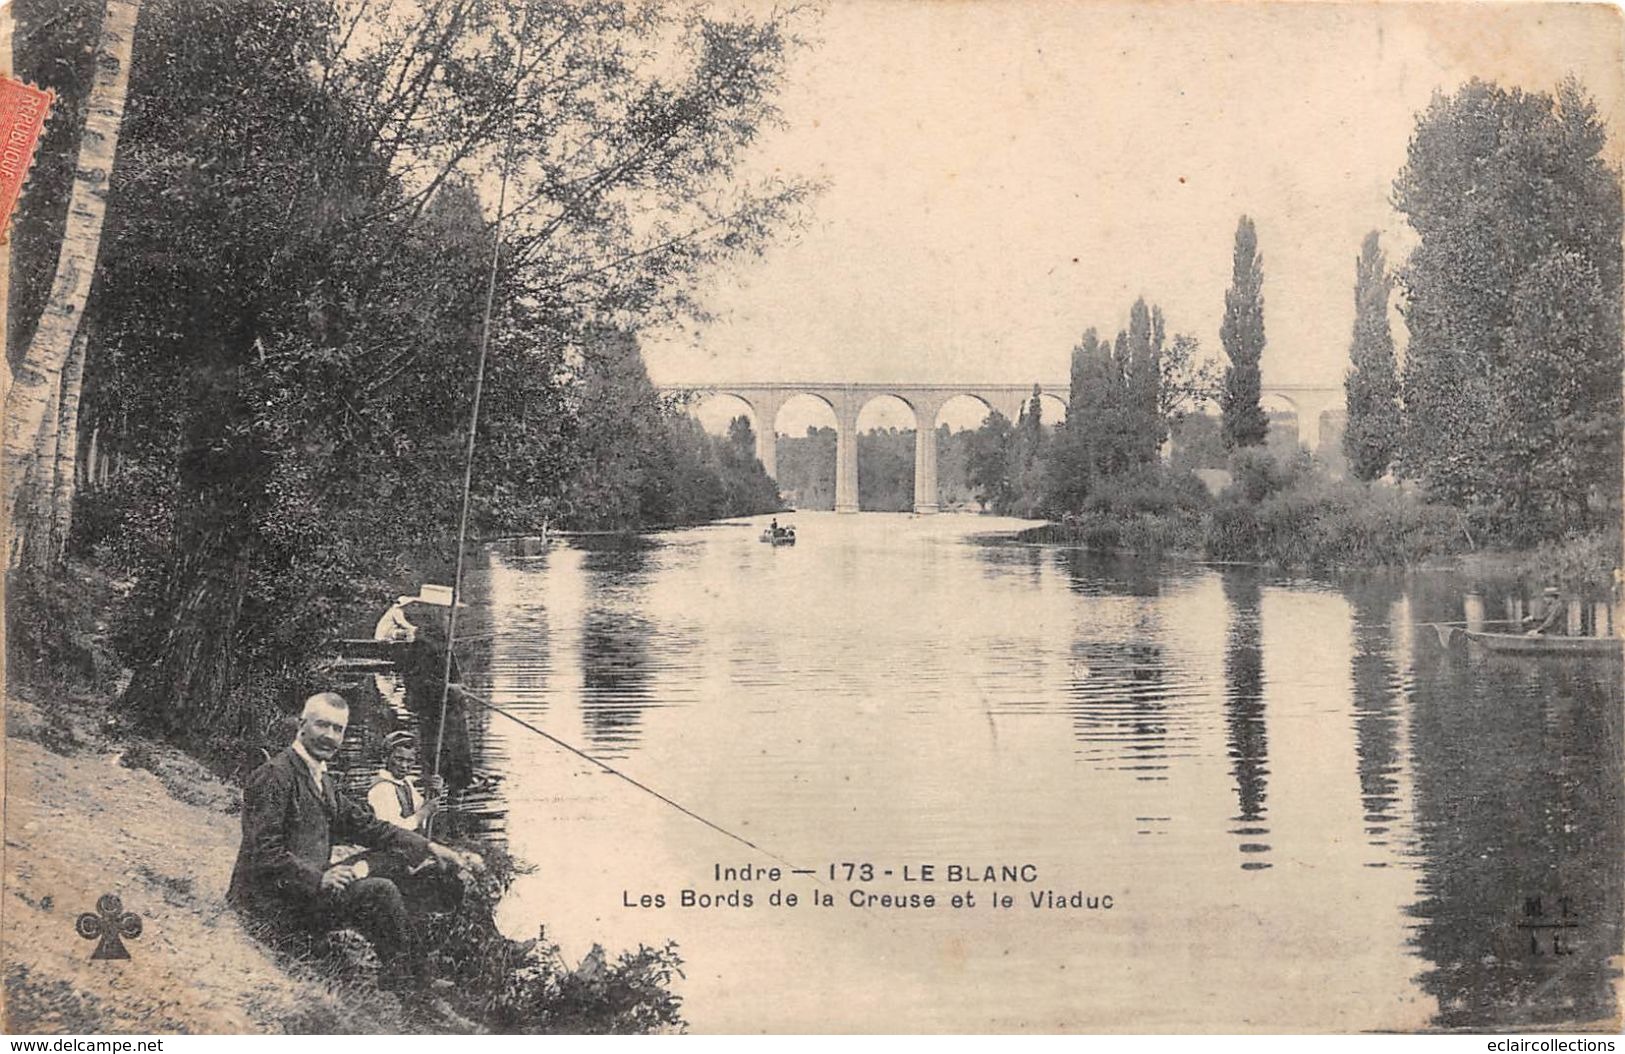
644, 0, 1625, 435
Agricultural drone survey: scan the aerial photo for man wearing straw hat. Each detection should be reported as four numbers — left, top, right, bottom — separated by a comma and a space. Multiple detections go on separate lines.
1523, 585, 1568, 636
374, 584, 464, 643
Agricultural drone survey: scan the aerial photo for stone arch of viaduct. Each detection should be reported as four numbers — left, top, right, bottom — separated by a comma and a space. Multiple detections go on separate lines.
663, 381, 1342, 514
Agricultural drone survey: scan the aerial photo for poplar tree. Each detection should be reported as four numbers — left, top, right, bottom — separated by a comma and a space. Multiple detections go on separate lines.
1219, 216, 1269, 449
1044, 329, 1105, 512
1124, 298, 1166, 464
1342, 231, 1401, 481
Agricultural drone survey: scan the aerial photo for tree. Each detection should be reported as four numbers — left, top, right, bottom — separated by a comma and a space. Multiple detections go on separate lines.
4, 0, 141, 567
966, 411, 1015, 513
1342, 231, 1401, 481
857, 427, 914, 512
935, 422, 974, 508
1046, 329, 1107, 513
42, 0, 815, 748
1169, 412, 1227, 472
1005, 386, 1048, 516
775, 426, 836, 509
1393, 78, 1622, 535
727, 415, 758, 458
1087, 330, 1135, 475
1046, 307, 1215, 516
561, 329, 669, 530
1124, 299, 1165, 464
1497, 251, 1621, 531
1018, 386, 1045, 460
1160, 333, 1221, 434
717, 415, 782, 515
1219, 215, 1268, 449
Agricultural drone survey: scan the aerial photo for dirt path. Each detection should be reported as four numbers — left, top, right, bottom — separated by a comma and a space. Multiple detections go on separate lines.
3, 694, 392, 1034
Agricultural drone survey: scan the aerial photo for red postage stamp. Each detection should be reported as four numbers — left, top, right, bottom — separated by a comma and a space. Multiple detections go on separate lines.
0, 75, 53, 241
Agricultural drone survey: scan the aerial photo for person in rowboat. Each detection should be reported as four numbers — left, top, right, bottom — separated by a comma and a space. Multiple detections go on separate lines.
375, 595, 421, 643
1523, 586, 1566, 636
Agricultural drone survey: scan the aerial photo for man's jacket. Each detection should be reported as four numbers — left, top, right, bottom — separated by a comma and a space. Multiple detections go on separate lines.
228, 747, 432, 905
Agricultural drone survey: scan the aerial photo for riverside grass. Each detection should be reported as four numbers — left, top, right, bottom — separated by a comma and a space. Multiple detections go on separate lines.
3, 564, 687, 1035
1019, 452, 1618, 587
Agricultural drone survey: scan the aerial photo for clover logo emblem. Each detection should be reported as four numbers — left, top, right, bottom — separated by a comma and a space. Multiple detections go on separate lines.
76, 893, 142, 960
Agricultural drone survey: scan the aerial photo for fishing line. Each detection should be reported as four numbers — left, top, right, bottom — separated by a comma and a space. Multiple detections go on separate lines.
432, 7, 531, 787
439, 675, 962, 923
448, 685, 805, 873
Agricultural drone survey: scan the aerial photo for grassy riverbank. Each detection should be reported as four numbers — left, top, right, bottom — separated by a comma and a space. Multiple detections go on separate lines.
4, 687, 407, 1033
1016, 456, 1621, 590
3, 569, 688, 1035
4, 680, 689, 1034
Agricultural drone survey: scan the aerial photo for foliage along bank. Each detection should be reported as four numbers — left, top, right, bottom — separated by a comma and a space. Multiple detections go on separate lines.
6, 0, 804, 767
1005, 77, 1621, 581
5, 0, 810, 1032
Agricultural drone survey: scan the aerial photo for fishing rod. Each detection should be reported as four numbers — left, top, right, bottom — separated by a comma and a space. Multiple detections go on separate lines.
431, 9, 530, 791
409, 5, 801, 871
414, 10, 821, 885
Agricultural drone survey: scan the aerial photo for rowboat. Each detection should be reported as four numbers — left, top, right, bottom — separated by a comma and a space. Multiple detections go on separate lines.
759, 529, 796, 546
1456, 629, 1622, 658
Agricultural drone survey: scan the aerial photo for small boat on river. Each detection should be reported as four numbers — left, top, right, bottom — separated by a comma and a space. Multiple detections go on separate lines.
1459, 629, 1622, 658
760, 526, 796, 546
1430, 588, 1621, 659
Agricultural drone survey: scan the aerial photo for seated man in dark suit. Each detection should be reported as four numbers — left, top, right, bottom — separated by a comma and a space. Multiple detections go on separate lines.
228, 691, 479, 988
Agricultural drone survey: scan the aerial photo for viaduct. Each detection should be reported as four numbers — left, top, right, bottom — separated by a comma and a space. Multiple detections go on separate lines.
660, 381, 1342, 514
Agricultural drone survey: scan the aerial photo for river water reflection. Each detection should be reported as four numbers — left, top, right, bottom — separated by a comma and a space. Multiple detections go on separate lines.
447, 512, 1620, 1032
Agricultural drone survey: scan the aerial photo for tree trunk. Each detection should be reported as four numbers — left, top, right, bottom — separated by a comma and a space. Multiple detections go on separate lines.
49, 328, 89, 558
2, 0, 140, 545
9, 365, 62, 567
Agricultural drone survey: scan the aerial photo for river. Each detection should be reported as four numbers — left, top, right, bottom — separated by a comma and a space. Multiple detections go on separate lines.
437, 511, 1620, 1032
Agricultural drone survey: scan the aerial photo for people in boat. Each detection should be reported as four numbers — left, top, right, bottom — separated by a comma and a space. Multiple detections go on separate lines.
375, 585, 464, 643
228, 692, 482, 991
374, 595, 420, 643
369, 730, 444, 834
1523, 586, 1566, 636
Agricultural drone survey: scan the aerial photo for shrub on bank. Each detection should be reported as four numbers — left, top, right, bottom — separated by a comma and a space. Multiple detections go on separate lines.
1511, 529, 1623, 593
1077, 468, 1211, 519
1046, 510, 1202, 555
1025, 469, 1209, 553
1227, 446, 1313, 504
1203, 498, 1261, 561
415, 847, 686, 1033
1209, 471, 1462, 569
4, 561, 125, 692
1035, 450, 1467, 570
